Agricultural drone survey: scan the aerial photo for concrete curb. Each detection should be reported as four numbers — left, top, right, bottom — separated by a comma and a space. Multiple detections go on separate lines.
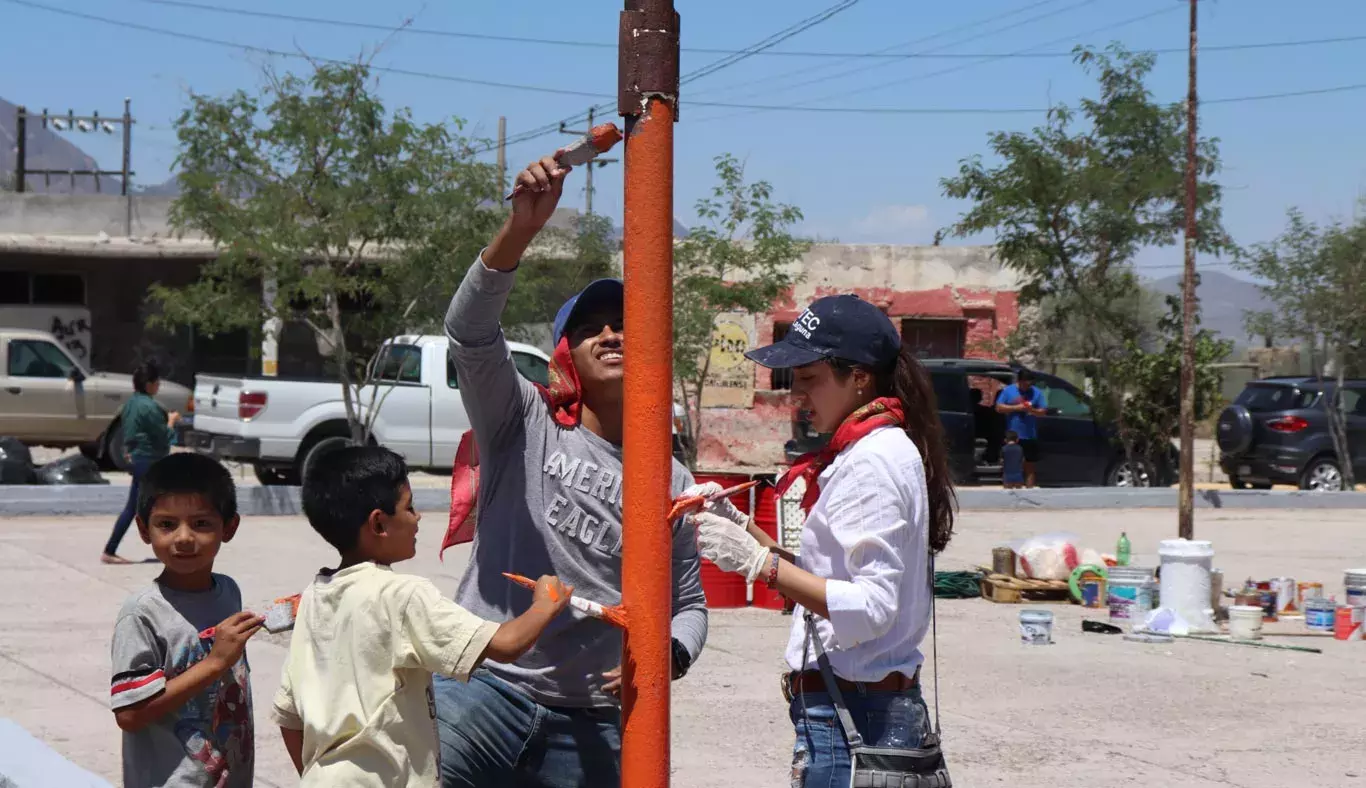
3, 485, 1365, 516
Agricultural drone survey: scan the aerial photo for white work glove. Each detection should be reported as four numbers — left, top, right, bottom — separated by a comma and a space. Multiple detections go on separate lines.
691, 511, 769, 583
678, 481, 747, 526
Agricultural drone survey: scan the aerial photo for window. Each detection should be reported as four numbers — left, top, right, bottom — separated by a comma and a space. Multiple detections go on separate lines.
1036, 382, 1092, 418
769, 322, 793, 390
446, 358, 460, 390
900, 318, 965, 359
374, 344, 423, 384
930, 370, 971, 414
513, 352, 550, 387
1236, 385, 1318, 412
1338, 388, 1365, 416
31, 274, 85, 305
0, 272, 28, 304
7, 339, 75, 378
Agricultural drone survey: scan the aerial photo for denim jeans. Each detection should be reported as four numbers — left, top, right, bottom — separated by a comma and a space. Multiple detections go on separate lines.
434, 669, 621, 788
104, 456, 153, 556
788, 686, 930, 788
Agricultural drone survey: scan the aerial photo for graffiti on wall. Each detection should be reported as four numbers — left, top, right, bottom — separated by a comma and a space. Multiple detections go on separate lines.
0, 306, 94, 364
701, 312, 755, 408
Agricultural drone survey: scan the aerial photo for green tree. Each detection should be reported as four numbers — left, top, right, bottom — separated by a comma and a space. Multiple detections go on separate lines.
1235, 208, 1366, 489
939, 45, 1234, 476
503, 212, 618, 341
148, 63, 503, 442
1087, 296, 1232, 484
673, 154, 809, 469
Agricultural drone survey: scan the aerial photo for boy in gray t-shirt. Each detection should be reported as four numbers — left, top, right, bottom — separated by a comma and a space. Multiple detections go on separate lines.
109, 454, 263, 788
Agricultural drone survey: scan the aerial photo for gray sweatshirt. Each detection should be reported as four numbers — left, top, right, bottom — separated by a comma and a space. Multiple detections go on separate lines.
444, 255, 708, 708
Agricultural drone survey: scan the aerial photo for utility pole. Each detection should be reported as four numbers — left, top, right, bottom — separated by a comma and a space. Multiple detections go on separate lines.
560, 107, 619, 215
618, 0, 678, 786
1178, 0, 1199, 540
496, 115, 507, 194
10, 102, 137, 233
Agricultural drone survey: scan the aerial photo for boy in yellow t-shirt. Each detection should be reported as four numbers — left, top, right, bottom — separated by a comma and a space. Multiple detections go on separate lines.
272, 446, 571, 786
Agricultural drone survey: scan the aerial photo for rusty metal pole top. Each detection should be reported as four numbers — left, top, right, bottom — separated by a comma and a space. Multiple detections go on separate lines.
618, 1, 681, 119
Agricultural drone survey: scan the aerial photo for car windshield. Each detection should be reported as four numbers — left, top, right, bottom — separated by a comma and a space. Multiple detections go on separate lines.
1235, 384, 1318, 412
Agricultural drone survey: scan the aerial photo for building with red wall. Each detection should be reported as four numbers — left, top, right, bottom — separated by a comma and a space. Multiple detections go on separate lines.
694, 243, 1020, 471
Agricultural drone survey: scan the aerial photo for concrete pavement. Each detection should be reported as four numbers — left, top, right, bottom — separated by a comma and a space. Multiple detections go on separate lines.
2, 508, 1365, 787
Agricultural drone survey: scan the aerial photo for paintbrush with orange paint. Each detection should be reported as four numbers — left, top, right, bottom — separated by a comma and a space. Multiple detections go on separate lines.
667, 479, 760, 522
504, 123, 624, 201
501, 572, 628, 629
199, 594, 301, 640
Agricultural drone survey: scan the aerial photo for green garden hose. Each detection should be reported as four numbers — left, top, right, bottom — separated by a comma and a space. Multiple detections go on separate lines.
934, 571, 982, 599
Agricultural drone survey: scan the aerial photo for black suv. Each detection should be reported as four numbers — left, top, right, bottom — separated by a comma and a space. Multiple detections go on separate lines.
1217, 377, 1366, 491
785, 359, 1173, 487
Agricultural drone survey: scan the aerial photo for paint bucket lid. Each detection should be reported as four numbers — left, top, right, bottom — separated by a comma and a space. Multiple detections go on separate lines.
1107, 566, 1153, 582
1229, 605, 1264, 616
1158, 539, 1214, 558
1019, 609, 1053, 623
1345, 569, 1366, 585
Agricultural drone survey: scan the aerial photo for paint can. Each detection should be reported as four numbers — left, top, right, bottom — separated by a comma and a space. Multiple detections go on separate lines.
1345, 569, 1366, 608
992, 547, 1016, 578
1019, 609, 1054, 645
1107, 566, 1155, 625
1305, 597, 1336, 633
1228, 605, 1265, 641
1080, 577, 1104, 608
1297, 582, 1324, 612
1270, 577, 1298, 616
1334, 605, 1364, 641
1253, 581, 1279, 623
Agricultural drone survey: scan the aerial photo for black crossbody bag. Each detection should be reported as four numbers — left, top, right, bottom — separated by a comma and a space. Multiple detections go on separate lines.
800, 555, 952, 788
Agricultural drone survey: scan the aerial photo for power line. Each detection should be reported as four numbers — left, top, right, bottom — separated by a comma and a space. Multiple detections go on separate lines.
3, 0, 615, 99
700, 0, 1095, 103
122, 0, 1366, 61
681, 80, 1366, 115
475, 0, 863, 155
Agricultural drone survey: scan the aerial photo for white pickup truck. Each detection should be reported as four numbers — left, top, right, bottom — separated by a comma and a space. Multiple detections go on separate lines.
187, 334, 690, 484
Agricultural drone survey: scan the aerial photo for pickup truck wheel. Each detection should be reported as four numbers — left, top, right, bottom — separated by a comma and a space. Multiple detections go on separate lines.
253, 465, 299, 486
299, 435, 354, 483
103, 423, 131, 473
1107, 457, 1155, 488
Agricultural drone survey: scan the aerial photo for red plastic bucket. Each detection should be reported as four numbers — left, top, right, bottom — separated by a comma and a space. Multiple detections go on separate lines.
750, 481, 787, 610
693, 472, 752, 608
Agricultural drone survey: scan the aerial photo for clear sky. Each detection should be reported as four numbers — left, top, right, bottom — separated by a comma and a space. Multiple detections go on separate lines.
4, 0, 1364, 278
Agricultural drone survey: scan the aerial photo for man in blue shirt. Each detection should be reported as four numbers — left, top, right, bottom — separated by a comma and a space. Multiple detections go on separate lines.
995, 369, 1047, 488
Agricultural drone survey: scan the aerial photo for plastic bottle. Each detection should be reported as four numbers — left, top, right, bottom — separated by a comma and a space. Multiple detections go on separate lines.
1117, 532, 1131, 567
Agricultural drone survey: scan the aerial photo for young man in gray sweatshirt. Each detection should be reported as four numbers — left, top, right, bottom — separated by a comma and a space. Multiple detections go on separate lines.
434, 152, 709, 787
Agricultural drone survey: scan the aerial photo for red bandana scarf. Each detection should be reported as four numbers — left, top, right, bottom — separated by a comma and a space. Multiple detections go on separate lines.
776, 397, 905, 512
442, 338, 583, 558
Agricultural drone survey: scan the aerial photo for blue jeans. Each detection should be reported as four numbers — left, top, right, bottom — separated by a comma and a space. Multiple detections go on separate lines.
789, 686, 930, 788
434, 669, 621, 788
105, 456, 153, 556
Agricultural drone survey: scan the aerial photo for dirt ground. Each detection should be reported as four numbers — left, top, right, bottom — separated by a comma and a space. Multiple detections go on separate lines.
2, 507, 1363, 787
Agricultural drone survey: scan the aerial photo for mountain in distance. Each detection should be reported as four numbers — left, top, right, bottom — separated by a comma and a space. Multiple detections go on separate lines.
0, 96, 127, 194
1147, 270, 1271, 346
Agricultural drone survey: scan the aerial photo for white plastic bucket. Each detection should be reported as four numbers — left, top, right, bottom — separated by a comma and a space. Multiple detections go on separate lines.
1107, 565, 1155, 626
1019, 609, 1054, 645
1228, 605, 1264, 640
1159, 539, 1216, 632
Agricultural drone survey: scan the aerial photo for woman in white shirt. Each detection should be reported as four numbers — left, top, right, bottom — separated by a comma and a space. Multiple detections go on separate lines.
689, 294, 956, 787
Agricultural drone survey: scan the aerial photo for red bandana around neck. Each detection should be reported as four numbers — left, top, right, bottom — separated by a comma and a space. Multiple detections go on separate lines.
442, 338, 586, 558
776, 397, 905, 512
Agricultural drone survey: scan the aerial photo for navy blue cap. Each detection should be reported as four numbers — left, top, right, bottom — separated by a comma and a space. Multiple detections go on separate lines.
746, 294, 900, 370
552, 278, 624, 344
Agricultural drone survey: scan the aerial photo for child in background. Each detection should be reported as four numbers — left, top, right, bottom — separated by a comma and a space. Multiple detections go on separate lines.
1002, 430, 1025, 490
273, 446, 573, 786
109, 454, 260, 788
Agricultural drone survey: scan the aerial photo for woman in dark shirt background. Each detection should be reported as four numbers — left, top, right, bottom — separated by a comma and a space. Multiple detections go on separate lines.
100, 361, 180, 564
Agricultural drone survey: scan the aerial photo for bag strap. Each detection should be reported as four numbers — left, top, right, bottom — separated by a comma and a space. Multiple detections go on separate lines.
801, 548, 944, 746
803, 610, 865, 749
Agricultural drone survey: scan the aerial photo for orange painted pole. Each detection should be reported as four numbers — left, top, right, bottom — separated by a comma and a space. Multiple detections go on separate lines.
618, 2, 679, 787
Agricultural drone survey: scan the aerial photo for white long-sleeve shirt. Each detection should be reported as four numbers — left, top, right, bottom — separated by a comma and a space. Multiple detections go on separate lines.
784, 425, 931, 683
